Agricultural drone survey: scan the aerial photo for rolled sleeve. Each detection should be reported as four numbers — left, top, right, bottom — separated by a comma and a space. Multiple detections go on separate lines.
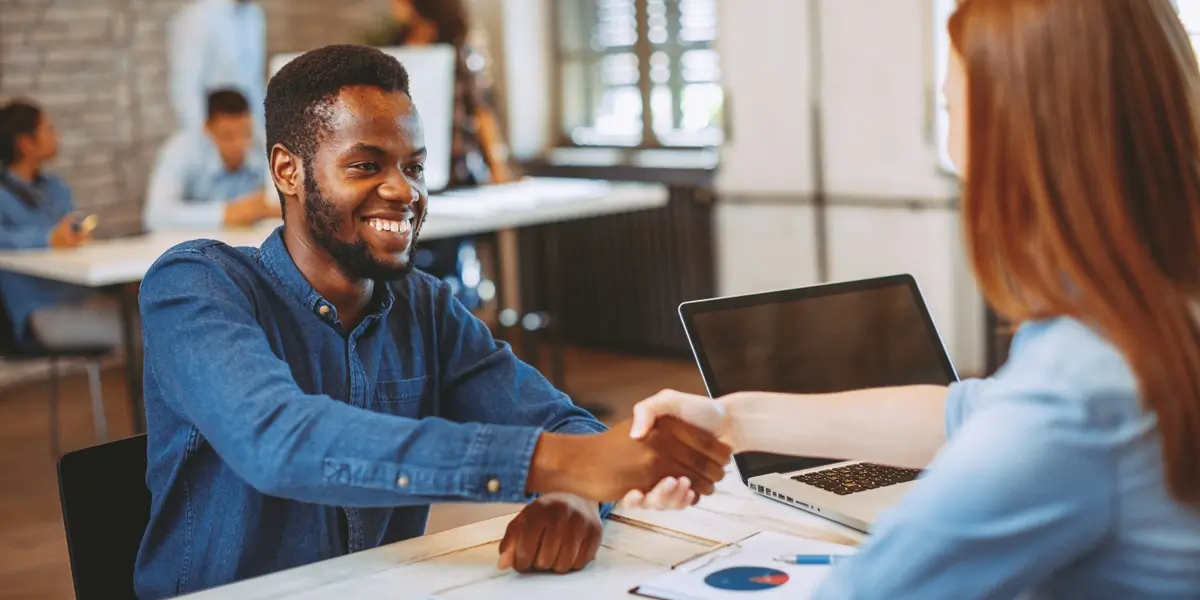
321, 421, 541, 503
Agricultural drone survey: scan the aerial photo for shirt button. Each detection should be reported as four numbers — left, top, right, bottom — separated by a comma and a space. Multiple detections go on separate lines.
397, 476, 409, 488
318, 305, 331, 316
487, 479, 501, 494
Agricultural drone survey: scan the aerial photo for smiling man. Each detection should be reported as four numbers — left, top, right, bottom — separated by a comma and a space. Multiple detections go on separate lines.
132, 45, 731, 598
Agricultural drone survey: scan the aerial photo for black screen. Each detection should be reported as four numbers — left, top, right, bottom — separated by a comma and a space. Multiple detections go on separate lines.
685, 278, 957, 479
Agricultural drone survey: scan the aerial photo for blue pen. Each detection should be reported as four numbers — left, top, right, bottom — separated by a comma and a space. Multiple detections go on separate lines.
773, 554, 852, 565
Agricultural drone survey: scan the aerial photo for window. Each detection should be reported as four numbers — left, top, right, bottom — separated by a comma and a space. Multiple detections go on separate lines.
555, 0, 724, 148
933, 0, 1200, 173
1177, 1, 1200, 56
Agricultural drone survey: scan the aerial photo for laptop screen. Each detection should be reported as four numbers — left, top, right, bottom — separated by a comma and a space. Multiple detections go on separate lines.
680, 275, 958, 480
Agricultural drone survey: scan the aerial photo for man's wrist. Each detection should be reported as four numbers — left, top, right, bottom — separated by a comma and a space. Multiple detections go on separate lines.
527, 432, 581, 496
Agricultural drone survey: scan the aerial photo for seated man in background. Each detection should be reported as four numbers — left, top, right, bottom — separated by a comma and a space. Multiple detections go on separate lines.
0, 99, 121, 351
133, 44, 729, 598
143, 89, 278, 232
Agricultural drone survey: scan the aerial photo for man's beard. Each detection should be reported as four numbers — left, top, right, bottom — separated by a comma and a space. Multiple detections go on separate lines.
303, 172, 417, 281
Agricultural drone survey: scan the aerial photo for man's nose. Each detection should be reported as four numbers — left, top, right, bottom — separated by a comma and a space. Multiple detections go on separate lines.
378, 169, 415, 204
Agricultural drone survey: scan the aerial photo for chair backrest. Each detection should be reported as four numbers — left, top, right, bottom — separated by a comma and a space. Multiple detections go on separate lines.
57, 434, 150, 600
0, 288, 23, 355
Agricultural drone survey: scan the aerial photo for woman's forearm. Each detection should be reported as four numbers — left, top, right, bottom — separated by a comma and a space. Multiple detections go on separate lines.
720, 385, 948, 469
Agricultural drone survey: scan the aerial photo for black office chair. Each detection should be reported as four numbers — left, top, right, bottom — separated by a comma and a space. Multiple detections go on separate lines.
0, 293, 113, 455
58, 434, 150, 600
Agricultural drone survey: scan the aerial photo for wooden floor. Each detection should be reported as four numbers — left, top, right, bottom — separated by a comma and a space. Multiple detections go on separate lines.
0, 347, 705, 599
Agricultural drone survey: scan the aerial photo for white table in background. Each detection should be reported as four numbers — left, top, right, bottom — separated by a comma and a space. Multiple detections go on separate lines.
0, 178, 668, 431
180, 471, 864, 600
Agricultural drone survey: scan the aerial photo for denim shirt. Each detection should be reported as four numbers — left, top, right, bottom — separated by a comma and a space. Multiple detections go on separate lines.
143, 129, 266, 232
0, 170, 94, 348
815, 317, 1200, 599
133, 228, 608, 598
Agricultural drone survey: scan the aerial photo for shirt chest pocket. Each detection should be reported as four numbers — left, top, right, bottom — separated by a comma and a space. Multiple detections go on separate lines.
373, 375, 428, 418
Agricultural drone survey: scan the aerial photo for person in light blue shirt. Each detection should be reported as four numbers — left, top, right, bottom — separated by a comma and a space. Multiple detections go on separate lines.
144, 89, 276, 232
168, 0, 265, 131
621, 0, 1200, 597
0, 100, 121, 351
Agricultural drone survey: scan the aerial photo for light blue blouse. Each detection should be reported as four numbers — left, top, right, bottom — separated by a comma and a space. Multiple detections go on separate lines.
815, 317, 1200, 599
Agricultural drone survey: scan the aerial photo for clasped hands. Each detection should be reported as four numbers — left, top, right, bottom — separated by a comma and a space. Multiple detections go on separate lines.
498, 390, 731, 574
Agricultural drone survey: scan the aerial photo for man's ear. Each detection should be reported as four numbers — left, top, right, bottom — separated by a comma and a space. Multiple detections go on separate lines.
270, 143, 303, 200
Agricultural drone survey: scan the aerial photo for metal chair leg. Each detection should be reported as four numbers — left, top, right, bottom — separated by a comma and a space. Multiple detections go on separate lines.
86, 359, 107, 442
49, 356, 60, 456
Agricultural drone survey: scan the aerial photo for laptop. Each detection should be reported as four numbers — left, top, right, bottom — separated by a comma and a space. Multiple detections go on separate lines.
678, 274, 959, 532
267, 44, 457, 194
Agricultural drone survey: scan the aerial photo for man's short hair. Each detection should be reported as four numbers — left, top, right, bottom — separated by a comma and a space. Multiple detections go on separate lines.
206, 89, 251, 121
264, 44, 411, 175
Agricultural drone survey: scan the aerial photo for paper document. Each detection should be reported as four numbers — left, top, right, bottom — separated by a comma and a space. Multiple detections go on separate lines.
631, 531, 856, 600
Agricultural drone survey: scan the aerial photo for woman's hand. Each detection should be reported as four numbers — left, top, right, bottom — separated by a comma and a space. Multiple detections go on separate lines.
629, 389, 732, 441
618, 476, 697, 511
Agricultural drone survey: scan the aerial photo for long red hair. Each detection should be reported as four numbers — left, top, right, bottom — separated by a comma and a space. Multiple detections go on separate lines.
950, 0, 1200, 504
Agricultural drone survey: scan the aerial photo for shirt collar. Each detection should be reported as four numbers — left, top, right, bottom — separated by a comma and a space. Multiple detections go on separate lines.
2, 168, 46, 188
258, 226, 395, 327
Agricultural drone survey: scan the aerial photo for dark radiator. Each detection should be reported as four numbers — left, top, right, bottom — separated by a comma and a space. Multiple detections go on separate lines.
519, 185, 716, 357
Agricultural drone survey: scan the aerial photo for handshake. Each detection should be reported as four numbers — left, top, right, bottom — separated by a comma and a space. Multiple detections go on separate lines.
499, 390, 731, 574
527, 390, 734, 509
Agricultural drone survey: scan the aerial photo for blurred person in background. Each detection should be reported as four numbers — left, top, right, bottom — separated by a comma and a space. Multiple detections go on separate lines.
365, 0, 514, 311
0, 100, 121, 351
144, 89, 277, 232
168, 0, 266, 131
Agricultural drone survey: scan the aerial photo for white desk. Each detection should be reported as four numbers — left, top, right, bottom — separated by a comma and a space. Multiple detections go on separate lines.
0, 178, 668, 431
0, 178, 667, 288
180, 472, 864, 600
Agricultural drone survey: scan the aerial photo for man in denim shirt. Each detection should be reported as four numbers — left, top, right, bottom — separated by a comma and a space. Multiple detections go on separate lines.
133, 44, 730, 598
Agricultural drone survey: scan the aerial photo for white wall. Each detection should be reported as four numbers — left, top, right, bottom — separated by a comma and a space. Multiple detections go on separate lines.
716, 0, 814, 194
711, 0, 982, 374
496, 0, 985, 374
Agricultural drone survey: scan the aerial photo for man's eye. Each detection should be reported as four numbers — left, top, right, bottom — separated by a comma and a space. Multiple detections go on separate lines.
406, 164, 425, 176
352, 162, 380, 172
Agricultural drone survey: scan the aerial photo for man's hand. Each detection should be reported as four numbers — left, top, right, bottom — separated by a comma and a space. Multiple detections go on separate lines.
49, 213, 91, 248
497, 493, 602, 574
527, 417, 732, 502
618, 389, 738, 511
223, 191, 277, 227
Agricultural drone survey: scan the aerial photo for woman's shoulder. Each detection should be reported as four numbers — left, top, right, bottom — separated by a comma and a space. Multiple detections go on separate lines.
985, 317, 1141, 422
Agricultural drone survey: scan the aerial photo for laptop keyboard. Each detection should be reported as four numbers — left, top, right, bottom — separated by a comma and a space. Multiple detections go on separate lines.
791, 463, 921, 496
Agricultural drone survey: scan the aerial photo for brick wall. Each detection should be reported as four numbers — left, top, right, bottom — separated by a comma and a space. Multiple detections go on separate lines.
0, 0, 389, 386
0, 0, 390, 236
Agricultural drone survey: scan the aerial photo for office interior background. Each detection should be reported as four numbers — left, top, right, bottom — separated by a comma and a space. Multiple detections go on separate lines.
3, 0, 1200, 597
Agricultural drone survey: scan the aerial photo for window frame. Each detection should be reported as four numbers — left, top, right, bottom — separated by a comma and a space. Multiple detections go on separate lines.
550, 0, 723, 151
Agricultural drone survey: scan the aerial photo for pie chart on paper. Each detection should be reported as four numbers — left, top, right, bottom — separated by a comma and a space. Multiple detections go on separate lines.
703, 566, 791, 591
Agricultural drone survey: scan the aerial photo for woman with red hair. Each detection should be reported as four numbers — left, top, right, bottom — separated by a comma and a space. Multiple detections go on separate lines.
625, 0, 1200, 596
